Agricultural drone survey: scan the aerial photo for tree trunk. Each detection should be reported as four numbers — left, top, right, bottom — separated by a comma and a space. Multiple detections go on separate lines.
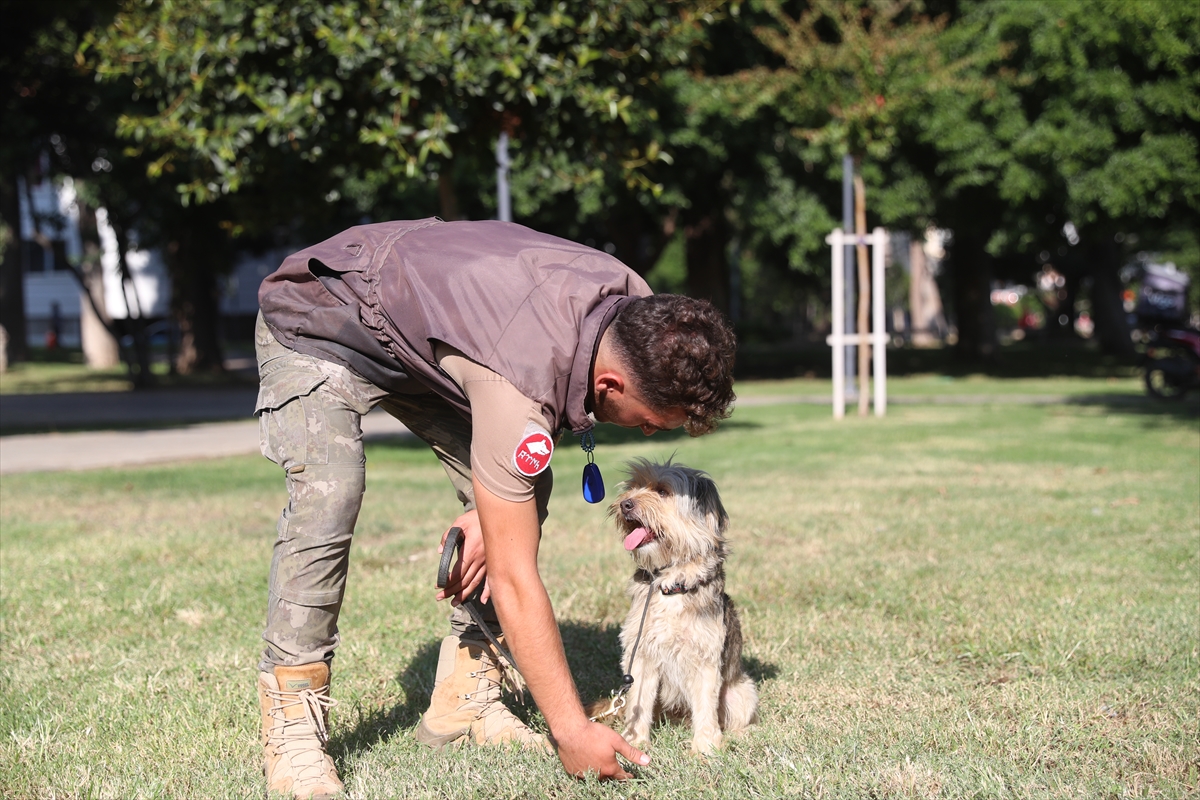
75, 203, 120, 369
438, 170, 461, 221
0, 175, 29, 365
683, 209, 730, 315
1086, 240, 1135, 358
167, 212, 227, 374
949, 229, 997, 361
909, 237, 946, 347
107, 217, 154, 386
853, 168, 869, 416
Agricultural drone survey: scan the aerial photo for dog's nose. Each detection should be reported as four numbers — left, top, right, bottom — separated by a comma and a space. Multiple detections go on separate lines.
620, 499, 635, 514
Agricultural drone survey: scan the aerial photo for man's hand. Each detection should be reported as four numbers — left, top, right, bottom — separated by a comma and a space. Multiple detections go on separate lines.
552, 719, 650, 780
436, 509, 490, 604
473, 480, 646, 780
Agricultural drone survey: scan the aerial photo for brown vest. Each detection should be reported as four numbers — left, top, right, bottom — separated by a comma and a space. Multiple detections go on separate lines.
258, 218, 652, 434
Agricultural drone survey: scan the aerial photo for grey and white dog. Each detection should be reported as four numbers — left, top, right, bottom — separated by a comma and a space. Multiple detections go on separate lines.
593, 458, 758, 754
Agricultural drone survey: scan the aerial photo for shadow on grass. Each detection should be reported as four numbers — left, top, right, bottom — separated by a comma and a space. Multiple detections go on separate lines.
561, 620, 627, 703
330, 618, 780, 762
741, 654, 780, 685
328, 619, 630, 757
1064, 393, 1200, 422
330, 638, 441, 760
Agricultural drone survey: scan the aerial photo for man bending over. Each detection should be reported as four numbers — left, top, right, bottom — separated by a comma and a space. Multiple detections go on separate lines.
253, 218, 736, 798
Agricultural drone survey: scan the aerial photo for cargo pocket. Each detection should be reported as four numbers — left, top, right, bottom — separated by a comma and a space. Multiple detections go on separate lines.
256, 362, 328, 414
257, 362, 329, 467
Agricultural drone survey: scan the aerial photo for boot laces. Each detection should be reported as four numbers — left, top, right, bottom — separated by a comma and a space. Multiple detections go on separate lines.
267, 685, 338, 749
462, 647, 522, 710
454, 644, 545, 745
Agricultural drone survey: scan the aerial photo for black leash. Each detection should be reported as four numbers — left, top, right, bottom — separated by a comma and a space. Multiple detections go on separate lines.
589, 579, 655, 721
437, 526, 521, 679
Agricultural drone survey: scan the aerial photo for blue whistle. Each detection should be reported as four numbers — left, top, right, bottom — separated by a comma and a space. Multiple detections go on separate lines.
579, 430, 604, 503
582, 462, 605, 504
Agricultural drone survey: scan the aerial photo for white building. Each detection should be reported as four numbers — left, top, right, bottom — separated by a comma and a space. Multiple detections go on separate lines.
18, 172, 279, 353
19, 173, 168, 350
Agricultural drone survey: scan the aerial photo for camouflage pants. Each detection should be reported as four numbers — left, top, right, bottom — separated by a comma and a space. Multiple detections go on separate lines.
254, 313, 550, 671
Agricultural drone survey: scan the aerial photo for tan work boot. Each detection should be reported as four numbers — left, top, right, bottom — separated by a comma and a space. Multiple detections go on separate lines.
258, 663, 343, 800
415, 635, 549, 751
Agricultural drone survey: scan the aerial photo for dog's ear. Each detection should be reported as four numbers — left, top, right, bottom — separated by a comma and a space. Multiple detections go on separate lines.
692, 474, 728, 535
624, 457, 656, 486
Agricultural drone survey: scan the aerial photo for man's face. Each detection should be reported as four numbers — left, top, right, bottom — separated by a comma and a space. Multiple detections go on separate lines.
595, 390, 687, 436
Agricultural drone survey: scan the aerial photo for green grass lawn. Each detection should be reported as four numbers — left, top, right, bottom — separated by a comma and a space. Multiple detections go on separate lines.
0, 359, 135, 394
1, 399, 1196, 798
0, 349, 256, 395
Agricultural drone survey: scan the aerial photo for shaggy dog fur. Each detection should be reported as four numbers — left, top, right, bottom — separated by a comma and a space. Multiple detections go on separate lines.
590, 458, 758, 754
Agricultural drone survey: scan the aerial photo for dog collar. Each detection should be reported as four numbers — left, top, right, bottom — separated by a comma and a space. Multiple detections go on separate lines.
635, 568, 695, 595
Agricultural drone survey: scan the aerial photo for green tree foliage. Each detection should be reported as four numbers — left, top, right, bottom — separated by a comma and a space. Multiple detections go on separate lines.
730, 0, 972, 163
77, 1, 718, 371
924, 0, 1199, 356
0, 0, 156, 373
83, 0, 699, 213
721, 0, 978, 392
1, 1, 250, 375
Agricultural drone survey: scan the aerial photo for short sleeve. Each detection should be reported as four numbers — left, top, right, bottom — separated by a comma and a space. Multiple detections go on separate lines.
436, 344, 553, 502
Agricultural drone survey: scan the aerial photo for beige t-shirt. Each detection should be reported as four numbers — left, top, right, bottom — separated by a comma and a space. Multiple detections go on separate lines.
435, 343, 555, 503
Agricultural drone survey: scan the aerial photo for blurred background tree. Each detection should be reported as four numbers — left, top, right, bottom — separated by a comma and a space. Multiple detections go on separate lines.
0, 0, 168, 381
921, 0, 1199, 359
81, 0, 705, 371
722, 0, 979, 404
3, 0, 1196, 378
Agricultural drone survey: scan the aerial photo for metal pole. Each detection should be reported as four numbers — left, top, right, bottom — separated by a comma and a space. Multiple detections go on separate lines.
496, 131, 511, 223
842, 154, 856, 397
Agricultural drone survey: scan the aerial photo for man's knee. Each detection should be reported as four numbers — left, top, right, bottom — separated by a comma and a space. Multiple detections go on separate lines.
273, 464, 365, 576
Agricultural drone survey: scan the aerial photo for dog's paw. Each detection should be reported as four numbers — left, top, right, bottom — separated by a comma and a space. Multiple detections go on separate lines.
622, 728, 651, 750
690, 731, 723, 756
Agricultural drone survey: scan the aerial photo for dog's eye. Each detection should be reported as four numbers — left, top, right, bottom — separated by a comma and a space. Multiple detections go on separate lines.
656, 487, 670, 497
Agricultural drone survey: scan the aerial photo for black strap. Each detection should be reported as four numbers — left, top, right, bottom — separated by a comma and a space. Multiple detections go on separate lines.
437, 527, 521, 676
436, 526, 463, 589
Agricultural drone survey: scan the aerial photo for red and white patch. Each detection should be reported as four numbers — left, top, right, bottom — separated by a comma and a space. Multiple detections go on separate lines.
513, 428, 554, 477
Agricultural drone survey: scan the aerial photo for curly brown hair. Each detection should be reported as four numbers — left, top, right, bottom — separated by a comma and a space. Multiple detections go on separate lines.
607, 295, 737, 436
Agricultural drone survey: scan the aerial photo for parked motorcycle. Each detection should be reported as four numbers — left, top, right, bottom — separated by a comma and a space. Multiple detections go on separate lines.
1143, 326, 1200, 400
1136, 263, 1199, 401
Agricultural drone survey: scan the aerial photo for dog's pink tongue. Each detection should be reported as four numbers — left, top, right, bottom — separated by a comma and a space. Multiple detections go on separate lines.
623, 527, 652, 551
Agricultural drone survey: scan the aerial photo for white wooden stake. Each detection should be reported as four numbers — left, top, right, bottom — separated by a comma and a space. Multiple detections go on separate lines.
872, 227, 887, 417
826, 227, 888, 419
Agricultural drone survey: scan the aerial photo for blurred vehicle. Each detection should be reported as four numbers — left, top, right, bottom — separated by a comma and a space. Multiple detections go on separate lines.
1143, 327, 1200, 400
1136, 264, 1199, 401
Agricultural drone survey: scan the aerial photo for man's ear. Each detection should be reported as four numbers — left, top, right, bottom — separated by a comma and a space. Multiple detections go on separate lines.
592, 333, 633, 400
593, 369, 628, 399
